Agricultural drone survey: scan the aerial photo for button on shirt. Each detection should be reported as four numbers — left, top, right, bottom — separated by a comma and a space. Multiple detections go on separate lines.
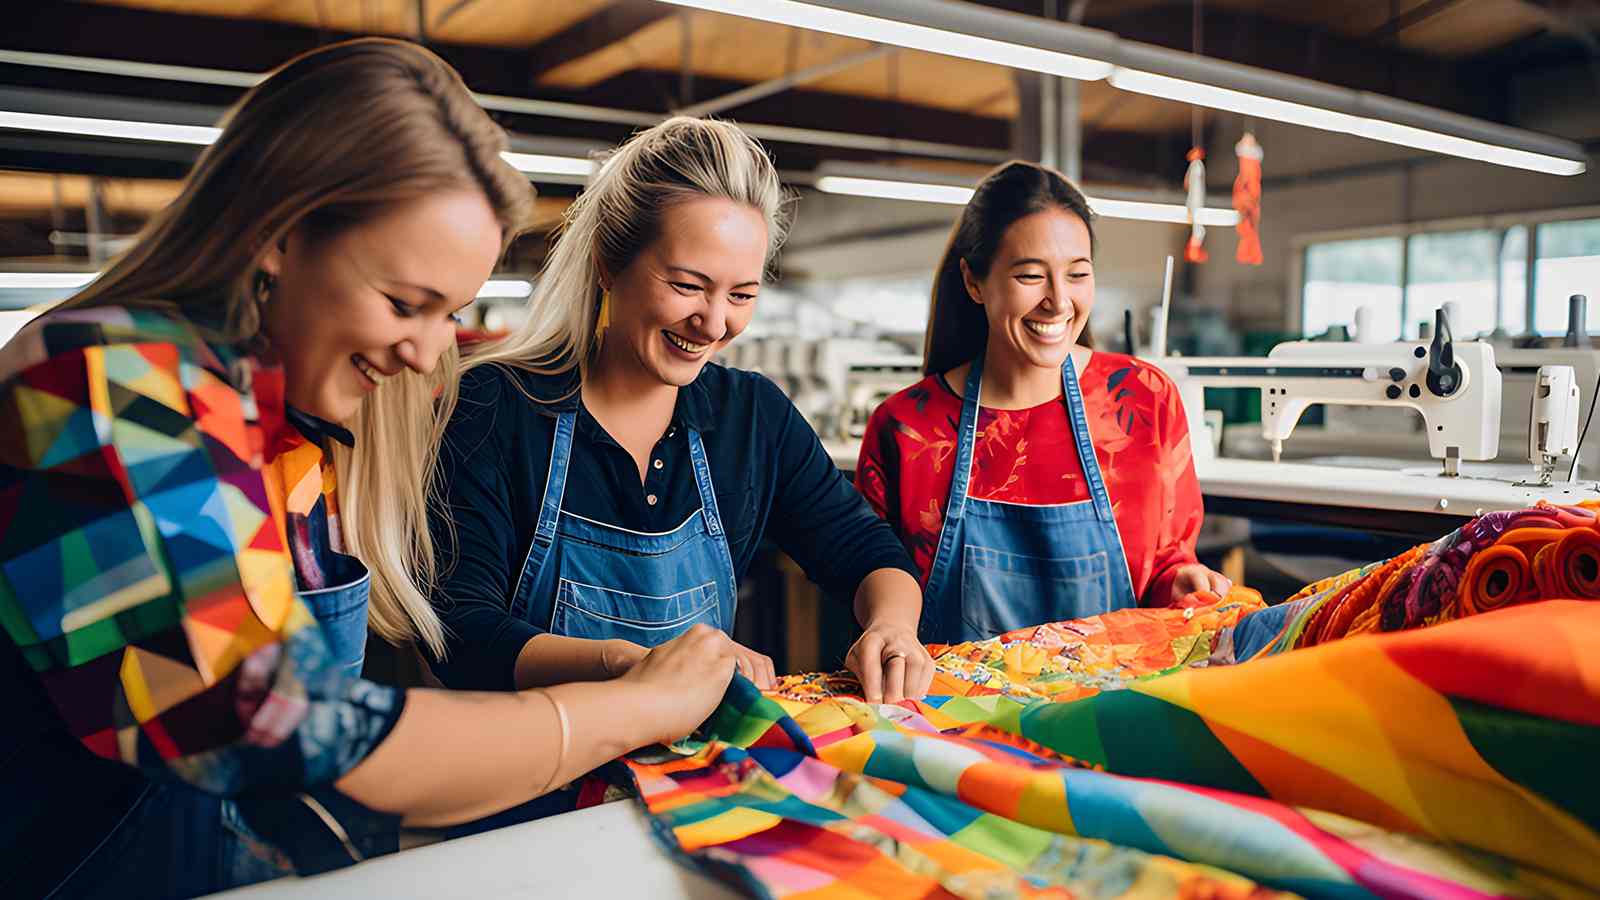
426, 362, 918, 690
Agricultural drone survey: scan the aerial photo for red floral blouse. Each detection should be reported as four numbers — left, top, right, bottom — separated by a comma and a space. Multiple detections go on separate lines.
855, 352, 1202, 606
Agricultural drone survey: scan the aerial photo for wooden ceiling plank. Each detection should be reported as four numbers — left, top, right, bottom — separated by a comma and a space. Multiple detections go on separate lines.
526, 1, 677, 82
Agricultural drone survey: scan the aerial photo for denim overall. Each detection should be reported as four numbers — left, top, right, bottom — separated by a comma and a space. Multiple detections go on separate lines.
298, 551, 371, 677
921, 352, 1138, 643
510, 411, 737, 645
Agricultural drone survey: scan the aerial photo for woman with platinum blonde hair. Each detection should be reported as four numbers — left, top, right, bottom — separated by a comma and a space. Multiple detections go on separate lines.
406, 116, 934, 709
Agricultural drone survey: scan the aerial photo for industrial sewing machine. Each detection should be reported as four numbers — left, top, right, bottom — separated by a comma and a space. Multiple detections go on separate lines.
1152, 309, 1503, 477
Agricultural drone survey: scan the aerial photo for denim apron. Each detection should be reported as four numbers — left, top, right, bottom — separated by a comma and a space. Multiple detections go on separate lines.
921, 352, 1138, 643
510, 411, 738, 645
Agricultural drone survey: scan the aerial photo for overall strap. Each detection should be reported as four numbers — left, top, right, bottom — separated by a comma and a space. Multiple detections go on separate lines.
1062, 355, 1115, 523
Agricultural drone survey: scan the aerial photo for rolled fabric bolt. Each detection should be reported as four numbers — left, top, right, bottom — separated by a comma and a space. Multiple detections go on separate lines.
1533, 543, 1564, 599
1459, 544, 1533, 616
1555, 527, 1600, 599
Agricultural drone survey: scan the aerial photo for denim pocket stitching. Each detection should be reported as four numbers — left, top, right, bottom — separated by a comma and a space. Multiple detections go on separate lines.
555, 580, 718, 629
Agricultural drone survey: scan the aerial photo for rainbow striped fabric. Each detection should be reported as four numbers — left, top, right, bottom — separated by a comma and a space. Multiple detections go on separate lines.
625, 598, 1600, 898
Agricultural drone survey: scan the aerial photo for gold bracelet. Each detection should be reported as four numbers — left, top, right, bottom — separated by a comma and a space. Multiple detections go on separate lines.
532, 688, 571, 796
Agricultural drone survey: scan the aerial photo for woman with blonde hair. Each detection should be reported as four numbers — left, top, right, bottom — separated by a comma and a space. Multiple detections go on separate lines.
413, 117, 934, 705
0, 39, 737, 898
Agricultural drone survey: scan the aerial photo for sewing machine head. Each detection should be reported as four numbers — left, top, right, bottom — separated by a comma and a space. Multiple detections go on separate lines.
1153, 309, 1502, 476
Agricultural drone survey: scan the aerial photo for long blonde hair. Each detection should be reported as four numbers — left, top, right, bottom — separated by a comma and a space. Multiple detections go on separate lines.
62, 38, 536, 657
391, 116, 790, 657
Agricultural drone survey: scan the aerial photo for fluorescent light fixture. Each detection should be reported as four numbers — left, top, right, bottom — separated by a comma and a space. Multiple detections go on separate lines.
0, 271, 532, 300
655, 0, 1112, 81
1109, 69, 1359, 135
1354, 118, 1586, 177
653, 1, 1583, 176
1090, 198, 1240, 227
0, 110, 219, 144
1110, 68, 1586, 177
0, 112, 597, 178
0, 272, 99, 289
498, 152, 595, 177
815, 175, 975, 205
477, 279, 534, 299
815, 175, 1239, 226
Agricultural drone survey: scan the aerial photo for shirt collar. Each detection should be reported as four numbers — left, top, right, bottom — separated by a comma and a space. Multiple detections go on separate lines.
523, 366, 720, 434
286, 406, 356, 448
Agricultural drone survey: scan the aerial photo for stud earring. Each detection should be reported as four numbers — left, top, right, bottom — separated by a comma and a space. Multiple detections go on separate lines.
253, 270, 276, 308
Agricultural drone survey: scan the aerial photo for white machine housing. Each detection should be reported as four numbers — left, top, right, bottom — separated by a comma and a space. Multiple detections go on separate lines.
1152, 337, 1502, 473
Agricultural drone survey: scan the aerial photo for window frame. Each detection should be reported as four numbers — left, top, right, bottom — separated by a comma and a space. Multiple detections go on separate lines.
1293, 204, 1600, 338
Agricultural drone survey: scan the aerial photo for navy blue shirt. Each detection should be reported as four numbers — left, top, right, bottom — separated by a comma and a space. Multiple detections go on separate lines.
426, 361, 917, 690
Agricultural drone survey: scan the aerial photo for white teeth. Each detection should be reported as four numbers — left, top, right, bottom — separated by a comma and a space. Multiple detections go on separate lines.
1024, 320, 1068, 337
353, 355, 387, 385
664, 332, 708, 353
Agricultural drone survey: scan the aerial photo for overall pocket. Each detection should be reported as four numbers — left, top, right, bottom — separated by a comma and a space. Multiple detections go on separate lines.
298, 554, 371, 677
960, 546, 1110, 639
551, 579, 720, 647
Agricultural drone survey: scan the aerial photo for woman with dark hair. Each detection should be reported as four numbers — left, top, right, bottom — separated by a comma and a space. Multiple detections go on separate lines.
856, 161, 1231, 644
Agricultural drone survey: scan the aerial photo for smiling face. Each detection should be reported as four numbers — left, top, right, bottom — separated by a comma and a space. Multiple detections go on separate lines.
258, 189, 503, 422
963, 207, 1094, 373
599, 195, 768, 388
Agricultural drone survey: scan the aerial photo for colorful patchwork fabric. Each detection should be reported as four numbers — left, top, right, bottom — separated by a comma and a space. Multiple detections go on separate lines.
1213, 502, 1600, 663
773, 589, 1266, 705
0, 305, 399, 795
629, 595, 1600, 898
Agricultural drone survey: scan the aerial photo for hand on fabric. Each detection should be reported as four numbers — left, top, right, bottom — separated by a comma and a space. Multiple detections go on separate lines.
729, 640, 777, 689
1169, 563, 1233, 604
620, 624, 739, 745
845, 622, 934, 704
601, 639, 650, 678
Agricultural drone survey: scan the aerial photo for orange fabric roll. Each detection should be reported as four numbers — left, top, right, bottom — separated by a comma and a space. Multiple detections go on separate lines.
1494, 526, 1569, 548
1459, 544, 1532, 617
1554, 527, 1600, 599
1532, 543, 1563, 599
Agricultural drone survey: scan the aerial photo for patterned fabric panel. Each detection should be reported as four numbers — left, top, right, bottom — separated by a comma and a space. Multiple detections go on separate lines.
629, 571, 1600, 897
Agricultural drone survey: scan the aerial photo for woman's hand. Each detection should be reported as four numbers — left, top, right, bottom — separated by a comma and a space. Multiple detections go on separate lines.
619, 625, 738, 744
600, 639, 649, 678
1168, 563, 1233, 604
728, 640, 777, 689
844, 621, 934, 704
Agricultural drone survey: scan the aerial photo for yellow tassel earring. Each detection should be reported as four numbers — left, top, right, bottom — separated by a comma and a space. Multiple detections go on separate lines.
596, 290, 612, 347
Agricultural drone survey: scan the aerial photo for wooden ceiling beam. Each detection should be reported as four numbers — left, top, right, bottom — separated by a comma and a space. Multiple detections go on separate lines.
524, 1, 677, 82
6, 3, 533, 100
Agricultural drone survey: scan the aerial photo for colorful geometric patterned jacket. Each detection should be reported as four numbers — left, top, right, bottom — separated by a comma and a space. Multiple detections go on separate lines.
0, 304, 403, 891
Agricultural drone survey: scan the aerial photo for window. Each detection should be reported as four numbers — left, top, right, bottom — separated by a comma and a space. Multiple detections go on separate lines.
1533, 218, 1600, 336
1300, 213, 1600, 341
1500, 226, 1528, 335
1406, 229, 1497, 338
1303, 236, 1403, 341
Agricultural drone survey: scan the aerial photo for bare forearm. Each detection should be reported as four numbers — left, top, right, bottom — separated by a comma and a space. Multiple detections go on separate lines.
335, 680, 650, 827
853, 567, 923, 630
513, 633, 624, 689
